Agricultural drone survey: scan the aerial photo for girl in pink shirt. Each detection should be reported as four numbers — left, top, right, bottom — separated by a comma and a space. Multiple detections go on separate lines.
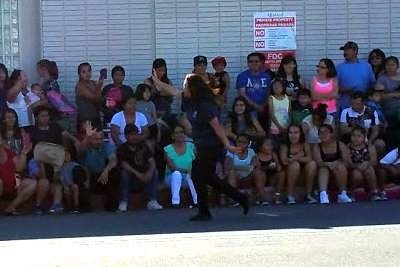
311, 58, 339, 115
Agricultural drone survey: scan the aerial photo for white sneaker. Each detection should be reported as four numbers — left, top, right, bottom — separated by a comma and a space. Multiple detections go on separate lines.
118, 201, 128, 212
337, 191, 353, 204
319, 191, 330, 205
147, 200, 163, 210
287, 196, 296, 205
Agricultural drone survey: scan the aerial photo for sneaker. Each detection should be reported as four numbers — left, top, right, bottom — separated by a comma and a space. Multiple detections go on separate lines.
49, 204, 64, 214
118, 201, 128, 212
379, 191, 388, 201
337, 191, 352, 204
33, 205, 43, 215
371, 193, 381, 202
287, 196, 296, 205
319, 191, 330, 205
71, 208, 80, 214
188, 204, 197, 209
147, 200, 163, 210
231, 202, 240, 207
305, 195, 318, 204
189, 212, 212, 222
171, 204, 181, 209
255, 200, 269, 206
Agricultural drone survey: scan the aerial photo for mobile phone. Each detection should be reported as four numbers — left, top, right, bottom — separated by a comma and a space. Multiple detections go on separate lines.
100, 68, 107, 80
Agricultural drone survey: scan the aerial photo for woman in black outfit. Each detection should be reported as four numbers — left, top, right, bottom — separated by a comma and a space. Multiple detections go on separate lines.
186, 75, 249, 221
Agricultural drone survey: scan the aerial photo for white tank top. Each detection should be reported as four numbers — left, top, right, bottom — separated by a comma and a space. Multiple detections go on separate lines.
270, 95, 290, 134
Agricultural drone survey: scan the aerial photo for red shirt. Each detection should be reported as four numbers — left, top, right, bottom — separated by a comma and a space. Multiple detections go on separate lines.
0, 147, 16, 194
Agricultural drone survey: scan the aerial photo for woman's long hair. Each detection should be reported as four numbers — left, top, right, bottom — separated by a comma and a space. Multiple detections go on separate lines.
151, 58, 170, 84
368, 49, 386, 77
277, 55, 300, 81
0, 108, 21, 140
230, 96, 254, 135
0, 63, 9, 87
186, 74, 216, 103
7, 69, 22, 89
286, 124, 305, 145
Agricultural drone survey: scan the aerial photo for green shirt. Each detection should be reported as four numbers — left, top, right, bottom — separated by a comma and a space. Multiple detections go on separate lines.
164, 142, 195, 177
291, 101, 312, 125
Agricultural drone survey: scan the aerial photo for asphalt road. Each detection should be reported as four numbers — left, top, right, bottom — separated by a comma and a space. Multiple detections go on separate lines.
0, 201, 399, 266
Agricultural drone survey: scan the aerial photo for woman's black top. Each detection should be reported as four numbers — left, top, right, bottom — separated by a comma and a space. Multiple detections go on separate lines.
187, 97, 221, 147
319, 142, 341, 162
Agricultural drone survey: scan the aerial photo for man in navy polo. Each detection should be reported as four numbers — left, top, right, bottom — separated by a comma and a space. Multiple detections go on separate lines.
336, 41, 376, 109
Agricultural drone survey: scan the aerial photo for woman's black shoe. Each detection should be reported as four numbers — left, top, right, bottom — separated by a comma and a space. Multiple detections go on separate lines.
189, 212, 212, 221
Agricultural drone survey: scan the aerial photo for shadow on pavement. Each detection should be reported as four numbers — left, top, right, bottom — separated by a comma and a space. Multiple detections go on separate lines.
0, 201, 399, 241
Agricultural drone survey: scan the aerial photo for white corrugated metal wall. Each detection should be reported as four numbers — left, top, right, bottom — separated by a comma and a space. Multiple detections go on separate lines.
41, 0, 400, 104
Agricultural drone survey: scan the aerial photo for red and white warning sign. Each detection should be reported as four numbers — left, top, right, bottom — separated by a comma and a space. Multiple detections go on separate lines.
254, 12, 297, 70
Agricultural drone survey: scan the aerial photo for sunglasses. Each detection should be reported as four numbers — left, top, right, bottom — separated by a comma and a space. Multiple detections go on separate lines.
249, 60, 260, 63
316, 65, 327, 69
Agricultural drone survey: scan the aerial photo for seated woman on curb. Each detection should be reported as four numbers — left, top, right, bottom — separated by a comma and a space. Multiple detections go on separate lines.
348, 126, 381, 201
0, 134, 31, 209
313, 124, 352, 204
279, 124, 317, 205
164, 125, 198, 208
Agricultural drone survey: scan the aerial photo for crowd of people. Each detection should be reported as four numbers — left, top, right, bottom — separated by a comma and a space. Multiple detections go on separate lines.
0, 40, 399, 218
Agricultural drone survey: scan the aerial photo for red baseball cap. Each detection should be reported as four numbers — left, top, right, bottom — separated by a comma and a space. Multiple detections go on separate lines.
211, 56, 227, 67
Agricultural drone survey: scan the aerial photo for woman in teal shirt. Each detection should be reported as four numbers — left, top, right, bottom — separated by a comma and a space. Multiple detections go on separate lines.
164, 125, 197, 208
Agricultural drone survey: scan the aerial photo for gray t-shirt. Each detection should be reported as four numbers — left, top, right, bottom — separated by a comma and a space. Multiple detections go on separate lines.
377, 74, 400, 112
136, 100, 156, 125
377, 74, 400, 92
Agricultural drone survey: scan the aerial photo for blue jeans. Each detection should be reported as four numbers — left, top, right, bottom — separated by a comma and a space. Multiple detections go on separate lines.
119, 169, 158, 202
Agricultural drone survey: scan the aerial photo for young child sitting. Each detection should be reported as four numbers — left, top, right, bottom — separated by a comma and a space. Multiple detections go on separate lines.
348, 126, 381, 201
253, 138, 285, 205
225, 134, 256, 206
211, 56, 230, 101
60, 140, 90, 213
30, 83, 51, 121
366, 84, 387, 130
291, 89, 313, 125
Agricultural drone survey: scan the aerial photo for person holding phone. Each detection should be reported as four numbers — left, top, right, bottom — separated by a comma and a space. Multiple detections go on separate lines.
185, 75, 249, 221
75, 63, 105, 130
144, 58, 178, 118
102, 66, 134, 125
6, 70, 39, 130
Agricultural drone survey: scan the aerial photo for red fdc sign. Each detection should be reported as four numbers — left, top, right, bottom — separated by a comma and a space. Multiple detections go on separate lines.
255, 17, 295, 28
262, 50, 296, 71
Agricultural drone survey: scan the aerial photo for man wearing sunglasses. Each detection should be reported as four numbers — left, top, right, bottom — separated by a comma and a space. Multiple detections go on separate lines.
236, 52, 272, 115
